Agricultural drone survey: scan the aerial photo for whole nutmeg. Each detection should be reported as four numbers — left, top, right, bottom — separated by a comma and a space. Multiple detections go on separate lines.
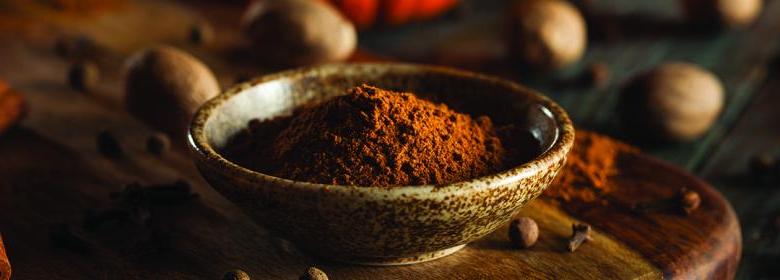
508, 217, 539, 248
222, 269, 250, 280
242, 0, 357, 67
123, 46, 219, 141
619, 62, 724, 142
680, 0, 763, 28
299, 266, 328, 280
508, 0, 587, 70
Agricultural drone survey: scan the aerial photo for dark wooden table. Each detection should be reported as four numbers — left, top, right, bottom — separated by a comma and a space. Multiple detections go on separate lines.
0, 0, 778, 278
359, 0, 780, 278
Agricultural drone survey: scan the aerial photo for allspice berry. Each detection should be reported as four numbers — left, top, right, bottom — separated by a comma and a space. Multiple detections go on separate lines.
508, 0, 587, 70
680, 0, 763, 28
68, 61, 100, 92
123, 45, 220, 141
680, 188, 701, 214
242, 0, 357, 67
619, 62, 724, 142
508, 217, 539, 248
222, 269, 250, 280
299, 266, 328, 280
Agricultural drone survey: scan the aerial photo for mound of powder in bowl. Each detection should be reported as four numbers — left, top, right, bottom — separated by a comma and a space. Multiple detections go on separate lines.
224, 84, 539, 187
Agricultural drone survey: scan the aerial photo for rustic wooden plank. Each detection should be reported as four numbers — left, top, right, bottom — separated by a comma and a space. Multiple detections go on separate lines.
361, 0, 780, 173
0, 1, 744, 279
556, 152, 741, 279
698, 66, 780, 279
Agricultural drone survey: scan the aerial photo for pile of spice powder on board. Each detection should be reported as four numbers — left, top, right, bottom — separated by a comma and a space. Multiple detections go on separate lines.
224, 84, 540, 187
543, 130, 640, 202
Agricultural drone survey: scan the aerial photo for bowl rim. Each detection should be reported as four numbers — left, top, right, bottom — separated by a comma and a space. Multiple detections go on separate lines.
188, 62, 574, 196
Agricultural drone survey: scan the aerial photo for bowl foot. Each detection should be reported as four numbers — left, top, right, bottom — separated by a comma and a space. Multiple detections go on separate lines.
331, 244, 466, 266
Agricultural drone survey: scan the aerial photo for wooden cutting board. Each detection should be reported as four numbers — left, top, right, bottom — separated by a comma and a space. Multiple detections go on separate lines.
0, 1, 740, 279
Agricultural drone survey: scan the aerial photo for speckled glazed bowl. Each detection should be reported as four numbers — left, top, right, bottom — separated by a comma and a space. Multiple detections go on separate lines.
188, 63, 574, 265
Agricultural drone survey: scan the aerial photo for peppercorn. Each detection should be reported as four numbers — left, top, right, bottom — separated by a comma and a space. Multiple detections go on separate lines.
299, 267, 328, 280
222, 269, 250, 280
97, 130, 123, 158
67, 61, 100, 92
146, 133, 170, 156
508, 217, 538, 248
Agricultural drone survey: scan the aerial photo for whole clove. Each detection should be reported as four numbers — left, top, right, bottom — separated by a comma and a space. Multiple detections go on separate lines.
567, 223, 592, 252
50, 224, 91, 254
97, 130, 123, 158
223, 269, 251, 280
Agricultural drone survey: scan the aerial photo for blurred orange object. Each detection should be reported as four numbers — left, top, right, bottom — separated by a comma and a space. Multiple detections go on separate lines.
0, 235, 9, 280
0, 80, 25, 135
325, 0, 458, 29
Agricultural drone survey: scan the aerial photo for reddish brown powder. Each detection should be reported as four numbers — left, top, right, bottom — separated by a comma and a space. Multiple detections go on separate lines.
225, 84, 538, 187
543, 130, 640, 202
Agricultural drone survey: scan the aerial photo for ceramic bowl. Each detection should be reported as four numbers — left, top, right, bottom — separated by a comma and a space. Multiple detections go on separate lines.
188, 63, 574, 265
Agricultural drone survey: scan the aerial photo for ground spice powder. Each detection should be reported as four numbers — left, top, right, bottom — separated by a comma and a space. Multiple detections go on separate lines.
544, 130, 639, 202
225, 84, 538, 187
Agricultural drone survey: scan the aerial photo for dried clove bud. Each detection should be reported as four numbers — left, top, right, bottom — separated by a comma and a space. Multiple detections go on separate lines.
67, 61, 100, 92
508, 217, 538, 248
299, 266, 328, 280
97, 130, 123, 158
567, 223, 592, 252
50, 224, 91, 254
146, 133, 170, 156
222, 269, 251, 280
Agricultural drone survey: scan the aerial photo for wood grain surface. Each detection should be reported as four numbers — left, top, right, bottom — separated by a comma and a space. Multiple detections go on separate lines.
0, 0, 753, 279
